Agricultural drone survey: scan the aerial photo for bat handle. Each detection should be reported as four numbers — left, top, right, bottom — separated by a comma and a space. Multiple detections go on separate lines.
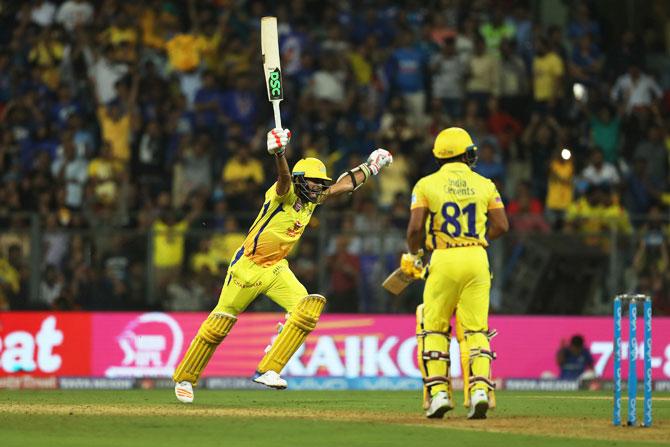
272, 100, 282, 129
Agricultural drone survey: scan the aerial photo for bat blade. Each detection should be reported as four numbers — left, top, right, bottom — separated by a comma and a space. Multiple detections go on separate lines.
261, 16, 283, 102
382, 268, 417, 295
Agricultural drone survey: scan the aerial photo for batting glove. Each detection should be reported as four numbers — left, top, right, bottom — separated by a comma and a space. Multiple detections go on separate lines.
400, 249, 425, 279
267, 128, 291, 155
366, 148, 393, 175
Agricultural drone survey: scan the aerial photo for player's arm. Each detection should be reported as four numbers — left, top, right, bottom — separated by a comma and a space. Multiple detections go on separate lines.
487, 207, 509, 240
326, 148, 393, 199
406, 207, 428, 254
267, 128, 292, 196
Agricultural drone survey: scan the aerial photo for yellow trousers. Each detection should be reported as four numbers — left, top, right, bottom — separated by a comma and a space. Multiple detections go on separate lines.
422, 246, 493, 394
213, 249, 308, 316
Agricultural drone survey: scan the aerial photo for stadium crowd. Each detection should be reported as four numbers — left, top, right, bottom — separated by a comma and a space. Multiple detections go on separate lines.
0, 0, 669, 314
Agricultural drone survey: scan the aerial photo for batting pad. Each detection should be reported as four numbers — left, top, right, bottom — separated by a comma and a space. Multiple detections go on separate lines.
416, 304, 451, 403
172, 312, 237, 384
257, 294, 326, 373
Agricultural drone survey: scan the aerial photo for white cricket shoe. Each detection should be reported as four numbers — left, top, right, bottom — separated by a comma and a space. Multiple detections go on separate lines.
467, 389, 489, 419
425, 391, 453, 419
175, 381, 194, 403
253, 370, 287, 389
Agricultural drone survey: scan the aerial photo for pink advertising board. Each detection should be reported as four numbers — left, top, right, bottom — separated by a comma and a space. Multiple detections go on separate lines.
86, 312, 670, 380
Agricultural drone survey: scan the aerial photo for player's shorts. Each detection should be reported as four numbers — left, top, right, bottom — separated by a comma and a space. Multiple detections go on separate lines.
422, 246, 490, 332
211, 247, 308, 316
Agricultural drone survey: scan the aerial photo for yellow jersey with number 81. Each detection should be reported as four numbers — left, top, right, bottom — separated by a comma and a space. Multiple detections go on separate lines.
410, 162, 504, 249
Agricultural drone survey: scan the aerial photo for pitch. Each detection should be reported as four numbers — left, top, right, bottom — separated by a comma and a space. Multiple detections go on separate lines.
1, 390, 668, 446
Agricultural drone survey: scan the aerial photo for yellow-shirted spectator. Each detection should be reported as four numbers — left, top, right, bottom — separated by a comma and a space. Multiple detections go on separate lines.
210, 217, 246, 264
98, 102, 131, 162
153, 217, 189, 268
191, 239, 220, 274
88, 142, 123, 205
378, 153, 410, 208
222, 147, 265, 195
566, 186, 632, 251
0, 245, 22, 310
29, 29, 64, 89
546, 149, 574, 225
348, 44, 373, 86
166, 33, 208, 72
533, 38, 564, 103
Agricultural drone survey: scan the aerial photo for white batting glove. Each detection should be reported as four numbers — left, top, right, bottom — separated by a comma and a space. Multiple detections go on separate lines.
366, 148, 393, 175
267, 128, 291, 155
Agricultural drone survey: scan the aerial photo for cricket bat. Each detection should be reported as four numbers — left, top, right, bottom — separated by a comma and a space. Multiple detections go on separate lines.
382, 268, 419, 295
261, 16, 283, 129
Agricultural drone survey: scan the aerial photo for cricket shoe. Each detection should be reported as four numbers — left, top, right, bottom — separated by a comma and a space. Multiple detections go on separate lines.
175, 381, 194, 403
425, 391, 453, 419
253, 370, 287, 389
467, 389, 489, 419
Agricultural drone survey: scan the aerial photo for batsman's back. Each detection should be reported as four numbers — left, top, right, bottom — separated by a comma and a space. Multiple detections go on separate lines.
410, 162, 504, 250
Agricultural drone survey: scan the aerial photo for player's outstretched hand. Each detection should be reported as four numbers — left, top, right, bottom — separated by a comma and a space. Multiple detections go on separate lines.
267, 128, 291, 155
366, 148, 393, 175
400, 249, 425, 279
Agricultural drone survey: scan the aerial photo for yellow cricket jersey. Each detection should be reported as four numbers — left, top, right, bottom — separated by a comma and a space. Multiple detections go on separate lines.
236, 182, 317, 267
411, 162, 504, 249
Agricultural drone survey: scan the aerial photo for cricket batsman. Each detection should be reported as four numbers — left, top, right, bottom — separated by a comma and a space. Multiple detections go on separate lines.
173, 128, 393, 402
402, 127, 508, 419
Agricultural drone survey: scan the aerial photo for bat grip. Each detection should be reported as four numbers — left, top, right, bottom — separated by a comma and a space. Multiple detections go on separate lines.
272, 100, 282, 129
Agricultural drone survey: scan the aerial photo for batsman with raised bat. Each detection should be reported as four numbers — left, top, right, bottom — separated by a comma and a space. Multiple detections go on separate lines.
402, 127, 508, 419
172, 18, 393, 403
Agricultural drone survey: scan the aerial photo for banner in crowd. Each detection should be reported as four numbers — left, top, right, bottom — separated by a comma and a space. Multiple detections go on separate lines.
1, 312, 669, 380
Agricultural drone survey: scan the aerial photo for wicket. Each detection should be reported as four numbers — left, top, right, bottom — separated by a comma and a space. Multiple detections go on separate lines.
612, 294, 652, 427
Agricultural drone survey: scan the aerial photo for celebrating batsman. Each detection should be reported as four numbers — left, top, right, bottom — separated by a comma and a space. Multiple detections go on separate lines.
402, 127, 508, 419
172, 128, 393, 402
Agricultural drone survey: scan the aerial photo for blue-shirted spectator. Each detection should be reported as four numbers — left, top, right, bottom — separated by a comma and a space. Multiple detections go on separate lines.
388, 30, 426, 125
193, 71, 222, 131
557, 335, 594, 380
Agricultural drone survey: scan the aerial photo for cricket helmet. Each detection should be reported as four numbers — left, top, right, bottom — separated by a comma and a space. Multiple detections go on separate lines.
292, 157, 331, 204
432, 127, 478, 165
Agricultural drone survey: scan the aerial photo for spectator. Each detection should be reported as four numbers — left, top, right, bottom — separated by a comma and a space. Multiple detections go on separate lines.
634, 125, 667, 188
210, 217, 246, 265
581, 149, 620, 190
56, 0, 94, 33
545, 149, 575, 228
51, 135, 88, 209
589, 103, 621, 164
498, 39, 528, 120
193, 71, 223, 131
479, 9, 516, 54
430, 36, 466, 118
221, 143, 264, 210
611, 64, 663, 114
87, 142, 123, 208
625, 158, 662, 218
0, 245, 23, 310
466, 34, 499, 112
508, 188, 550, 234
556, 335, 595, 380
96, 75, 140, 164
567, 4, 601, 43
38, 264, 65, 309
166, 271, 207, 311
473, 141, 505, 184
173, 134, 213, 206
569, 33, 603, 87
532, 37, 564, 111
327, 235, 360, 312
293, 240, 318, 293
388, 30, 427, 125
30, 1, 57, 28
522, 113, 561, 200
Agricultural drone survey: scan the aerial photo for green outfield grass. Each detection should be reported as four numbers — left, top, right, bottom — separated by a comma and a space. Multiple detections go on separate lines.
1, 389, 668, 447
